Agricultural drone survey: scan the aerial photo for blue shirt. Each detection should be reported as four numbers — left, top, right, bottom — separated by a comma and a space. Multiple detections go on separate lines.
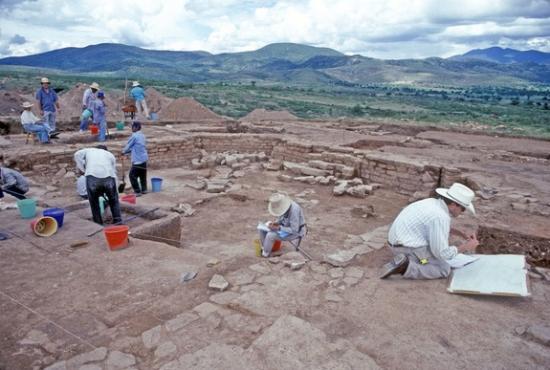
123, 131, 148, 164
91, 99, 106, 123
129, 86, 146, 101
35, 87, 58, 112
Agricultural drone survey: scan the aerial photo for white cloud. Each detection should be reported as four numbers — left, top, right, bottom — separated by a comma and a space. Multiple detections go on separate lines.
0, 0, 549, 59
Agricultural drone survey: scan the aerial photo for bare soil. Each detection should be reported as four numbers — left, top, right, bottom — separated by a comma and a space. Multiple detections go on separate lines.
1, 114, 550, 369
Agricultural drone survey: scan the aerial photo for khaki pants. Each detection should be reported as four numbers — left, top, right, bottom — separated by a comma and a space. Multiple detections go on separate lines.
391, 245, 451, 280
136, 99, 149, 119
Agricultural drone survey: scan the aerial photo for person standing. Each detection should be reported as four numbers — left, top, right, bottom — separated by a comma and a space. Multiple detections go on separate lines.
380, 182, 479, 280
80, 82, 99, 133
122, 121, 148, 196
0, 166, 29, 200
92, 90, 107, 142
74, 145, 122, 225
129, 81, 150, 120
35, 77, 60, 132
20, 102, 53, 144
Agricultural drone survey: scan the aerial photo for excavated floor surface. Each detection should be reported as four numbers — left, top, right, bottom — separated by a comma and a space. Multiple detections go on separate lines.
1, 119, 550, 370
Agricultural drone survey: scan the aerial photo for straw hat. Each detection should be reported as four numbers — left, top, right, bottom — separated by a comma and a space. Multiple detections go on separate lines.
21, 101, 33, 108
268, 192, 292, 217
40, 77, 50, 84
132, 81, 140, 87
436, 183, 476, 214
90, 82, 100, 90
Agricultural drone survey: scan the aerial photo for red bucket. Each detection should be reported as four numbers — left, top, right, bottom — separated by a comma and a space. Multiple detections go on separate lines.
104, 225, 129, 251
272, 240, 282, 252
90, 124, 99, 135
121, 194, 136, 204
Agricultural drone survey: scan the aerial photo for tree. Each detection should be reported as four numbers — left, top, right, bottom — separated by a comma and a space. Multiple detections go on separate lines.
351, 104, 363, 116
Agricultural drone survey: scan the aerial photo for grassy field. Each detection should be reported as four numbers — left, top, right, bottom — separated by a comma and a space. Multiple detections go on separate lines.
2, 67, 549, 138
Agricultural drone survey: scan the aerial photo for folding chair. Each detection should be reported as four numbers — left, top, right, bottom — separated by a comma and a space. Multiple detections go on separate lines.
289, 224, 308, 251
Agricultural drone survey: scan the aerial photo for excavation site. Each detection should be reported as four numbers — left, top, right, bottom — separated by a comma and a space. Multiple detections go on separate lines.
1, 95, 549, 370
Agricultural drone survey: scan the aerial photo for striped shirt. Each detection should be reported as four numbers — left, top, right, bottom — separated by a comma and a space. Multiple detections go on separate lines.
388, 198, 457, 260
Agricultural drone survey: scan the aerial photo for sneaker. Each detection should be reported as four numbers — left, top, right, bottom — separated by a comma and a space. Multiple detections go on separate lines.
79, 130, 85, 134
380, 253, 409, 279
42, 141, 51, 145
261, 250, 270, 258
49, 131, 60, 138
135, 192, 142, 197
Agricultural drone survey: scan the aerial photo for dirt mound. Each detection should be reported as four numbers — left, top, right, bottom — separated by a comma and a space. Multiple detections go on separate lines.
145, 87, 173, 114
58, 84, 125, 121
0, 91, 27, 116
242, 108, 298, 122
160, 97, 221, 121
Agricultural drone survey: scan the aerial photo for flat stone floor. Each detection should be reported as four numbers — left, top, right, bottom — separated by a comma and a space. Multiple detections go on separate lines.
1, 120, 550, 369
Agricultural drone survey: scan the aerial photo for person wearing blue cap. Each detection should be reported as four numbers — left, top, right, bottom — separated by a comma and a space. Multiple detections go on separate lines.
92, 90, 107, 142
122, 121, 148, 196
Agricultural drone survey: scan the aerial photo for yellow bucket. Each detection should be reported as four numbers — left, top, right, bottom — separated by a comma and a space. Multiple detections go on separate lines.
254, 239, 262, 257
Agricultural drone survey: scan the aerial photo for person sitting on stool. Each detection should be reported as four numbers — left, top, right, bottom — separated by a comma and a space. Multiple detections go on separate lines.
122, 121, 148, 196
20, 102, 58, 144
380, 182, 479, 280
0, 166, 29, 200
74, 145, 122, 225
259, 192, 306, 257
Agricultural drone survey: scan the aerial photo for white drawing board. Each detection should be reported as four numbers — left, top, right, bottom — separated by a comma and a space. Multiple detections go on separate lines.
447, 254, 530, 297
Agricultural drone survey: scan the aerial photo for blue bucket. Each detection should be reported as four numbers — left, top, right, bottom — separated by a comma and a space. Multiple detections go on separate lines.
150, 112, 158, 121
43, 207, 65, 228
151, 177, 163, 192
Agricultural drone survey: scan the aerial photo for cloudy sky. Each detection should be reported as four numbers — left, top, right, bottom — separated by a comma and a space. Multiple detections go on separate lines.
0, 0, 549, 59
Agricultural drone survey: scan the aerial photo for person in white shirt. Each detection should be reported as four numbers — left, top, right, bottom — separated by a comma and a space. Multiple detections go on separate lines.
76, 175, 88, 199
380, 182, 479, 280
74, 145, 121, 225
20, 102, 57, 144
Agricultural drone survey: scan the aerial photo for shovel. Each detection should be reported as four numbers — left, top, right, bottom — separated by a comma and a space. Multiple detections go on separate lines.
118, 156, 127, 193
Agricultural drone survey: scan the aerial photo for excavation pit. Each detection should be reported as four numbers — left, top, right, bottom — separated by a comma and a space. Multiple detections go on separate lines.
1, 119, 550, 370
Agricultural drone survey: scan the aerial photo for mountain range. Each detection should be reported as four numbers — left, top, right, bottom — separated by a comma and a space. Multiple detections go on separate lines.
1, 43, 549, 86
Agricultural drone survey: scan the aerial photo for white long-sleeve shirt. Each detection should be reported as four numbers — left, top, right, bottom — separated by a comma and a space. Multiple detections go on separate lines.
20, 110, 41, 125
74, 148, 117, 179
388, 198, 457, 260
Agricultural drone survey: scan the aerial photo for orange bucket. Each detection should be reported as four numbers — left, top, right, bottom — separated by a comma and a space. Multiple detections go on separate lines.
121, 194, 136, 204
90, 124, 99, 134
272, 240, 282, 252
104, 225, 129, 251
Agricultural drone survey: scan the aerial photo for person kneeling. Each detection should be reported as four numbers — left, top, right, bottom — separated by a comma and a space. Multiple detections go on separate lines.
258, 192, 305, 258
380, 183, 479, 280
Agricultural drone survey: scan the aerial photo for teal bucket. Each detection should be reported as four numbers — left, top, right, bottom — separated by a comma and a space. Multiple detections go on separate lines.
151, 177, 163, 192
43, 207, 65, 228
17, 199, 37, 219
81, 108, 92, 120
116, 121, 125, 131
99, 196, 107, 216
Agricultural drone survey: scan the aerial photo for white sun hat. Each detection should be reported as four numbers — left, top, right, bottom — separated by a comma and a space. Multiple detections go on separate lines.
268, 192, 292, 217
21, 101, 34, 108
40, 77, 50, 83
90, 82, 100, 90
436, 182, 476, 214
132, 81, 140, 87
